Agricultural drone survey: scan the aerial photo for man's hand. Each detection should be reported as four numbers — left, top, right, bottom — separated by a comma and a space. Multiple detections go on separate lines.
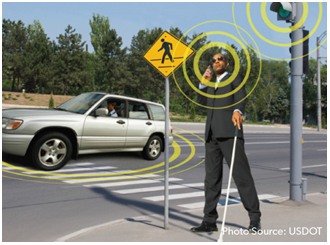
202, 66, 213, 85
232, 111, 243, 130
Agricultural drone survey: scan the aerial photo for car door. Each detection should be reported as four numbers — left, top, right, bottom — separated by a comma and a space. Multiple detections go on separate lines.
126, 100, 155, 148
80, 99, 128, 150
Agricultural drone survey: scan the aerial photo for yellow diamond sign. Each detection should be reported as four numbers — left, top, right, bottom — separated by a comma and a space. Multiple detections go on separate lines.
143, 30, 195, 78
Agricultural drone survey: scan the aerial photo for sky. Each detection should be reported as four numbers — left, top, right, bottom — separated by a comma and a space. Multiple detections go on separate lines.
1, 1, 328, 63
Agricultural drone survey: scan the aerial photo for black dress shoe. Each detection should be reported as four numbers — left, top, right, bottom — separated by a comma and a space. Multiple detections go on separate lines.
190, 221, 218, 232
248, 221, 261, 233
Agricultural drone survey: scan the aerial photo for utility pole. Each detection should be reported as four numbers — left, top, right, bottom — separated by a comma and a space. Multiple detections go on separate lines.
316, 37, 321, 131
289, 2, 304, 201
271, 2, 307, 202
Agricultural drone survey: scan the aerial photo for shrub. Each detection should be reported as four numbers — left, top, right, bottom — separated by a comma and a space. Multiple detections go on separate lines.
49, 92, 54, 109
252, 106, 257, 123
322, 116, 326, 129
189, 104, 196, 120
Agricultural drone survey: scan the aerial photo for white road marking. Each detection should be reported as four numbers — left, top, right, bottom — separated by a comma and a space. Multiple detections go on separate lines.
63, 174, 160, 183
178, 193, 279, 209
83, 178, 183, 188
143, 188, 238, 202
279, 164, 327, 170
113, 182, 204, 194
22, 166, 117, 174
46, 170, 131, 178
66, 162, 96, 167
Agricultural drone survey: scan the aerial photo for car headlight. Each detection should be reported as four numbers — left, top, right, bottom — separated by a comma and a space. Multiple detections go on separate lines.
2, 118, 23, 130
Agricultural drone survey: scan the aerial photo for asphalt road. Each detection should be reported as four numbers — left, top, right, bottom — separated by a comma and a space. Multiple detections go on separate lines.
2, 125, 327, 242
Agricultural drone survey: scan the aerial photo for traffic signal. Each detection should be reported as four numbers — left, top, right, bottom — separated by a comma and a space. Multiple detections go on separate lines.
302, 30, 309, 74
270, 2, 296, 21
288, 30, 309, 74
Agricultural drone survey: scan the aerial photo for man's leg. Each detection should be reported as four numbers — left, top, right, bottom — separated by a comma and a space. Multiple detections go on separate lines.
219, 138, 261, 222
203, 135, 224, 223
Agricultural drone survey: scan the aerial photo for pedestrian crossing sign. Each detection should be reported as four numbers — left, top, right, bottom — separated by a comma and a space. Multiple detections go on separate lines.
143, 30, 195, 78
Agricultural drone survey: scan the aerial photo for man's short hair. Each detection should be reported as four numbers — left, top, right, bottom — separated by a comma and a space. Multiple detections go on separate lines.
107, 101, 116, 106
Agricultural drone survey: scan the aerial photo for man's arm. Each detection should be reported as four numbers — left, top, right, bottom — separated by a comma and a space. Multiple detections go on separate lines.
196, 66, 213, 108
231, 74, 246, 130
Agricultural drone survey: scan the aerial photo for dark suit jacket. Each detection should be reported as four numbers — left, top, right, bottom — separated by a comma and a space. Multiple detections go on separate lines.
196, 73, 246, 140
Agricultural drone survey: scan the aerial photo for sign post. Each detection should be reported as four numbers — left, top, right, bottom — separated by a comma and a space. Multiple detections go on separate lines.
143, 30, 195, 229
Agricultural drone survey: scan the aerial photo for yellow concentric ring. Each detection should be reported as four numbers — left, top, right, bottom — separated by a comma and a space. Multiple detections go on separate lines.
261, 2, 308, 33
232, 2, 327, 61
193, 42, 240, 88
172, 20, 262, 109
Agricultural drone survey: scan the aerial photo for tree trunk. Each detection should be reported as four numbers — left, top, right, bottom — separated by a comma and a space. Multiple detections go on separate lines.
11, 67, 16, 91
16, 72, 20, 90
187, 88, 192, 114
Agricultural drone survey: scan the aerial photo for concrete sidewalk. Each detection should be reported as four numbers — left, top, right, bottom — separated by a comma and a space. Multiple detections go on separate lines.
57, 192, 327, 242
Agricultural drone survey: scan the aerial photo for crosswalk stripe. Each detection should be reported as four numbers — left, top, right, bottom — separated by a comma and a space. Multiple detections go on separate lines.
66, 163, 96, 167
178, 193, 280, 209
63, 174, 161, 183
113, 182, 204, 194
22, 166, 117, 174
46, 170, 131, 179
83, 178, 183, 188
143, 188, 238, 202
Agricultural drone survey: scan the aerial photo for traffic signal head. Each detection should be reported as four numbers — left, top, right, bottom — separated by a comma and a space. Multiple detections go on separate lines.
270, 2, 296, 21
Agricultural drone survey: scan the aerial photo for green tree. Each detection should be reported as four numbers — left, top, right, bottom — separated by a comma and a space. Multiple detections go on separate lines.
23, 20, 52, 94
128, 27, 163, 98
2, 19, 28, 91
52, 25, 92, 95
89, 13, 127, 93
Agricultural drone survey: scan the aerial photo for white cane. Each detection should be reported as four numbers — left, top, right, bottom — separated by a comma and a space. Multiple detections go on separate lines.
218, 125, 238, 242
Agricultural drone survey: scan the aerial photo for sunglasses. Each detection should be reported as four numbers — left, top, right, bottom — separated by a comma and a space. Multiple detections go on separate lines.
212, 56, 225, 63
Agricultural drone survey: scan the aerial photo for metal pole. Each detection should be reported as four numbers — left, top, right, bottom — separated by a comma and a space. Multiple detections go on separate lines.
164, 77, 170, 229
317, 37, 321, 131
290, 2, 303, 201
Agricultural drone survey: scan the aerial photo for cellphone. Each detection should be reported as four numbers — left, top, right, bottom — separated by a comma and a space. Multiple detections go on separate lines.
209, 66, 213, 74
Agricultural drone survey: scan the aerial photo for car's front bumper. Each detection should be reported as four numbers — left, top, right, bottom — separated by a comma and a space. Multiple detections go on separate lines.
2, 133, 34, 156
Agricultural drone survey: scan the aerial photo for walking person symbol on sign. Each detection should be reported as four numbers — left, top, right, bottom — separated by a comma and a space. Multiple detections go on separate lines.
158, 39, 174, 64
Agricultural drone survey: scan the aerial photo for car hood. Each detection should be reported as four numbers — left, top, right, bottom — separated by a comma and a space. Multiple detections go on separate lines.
2, 108, 84, 119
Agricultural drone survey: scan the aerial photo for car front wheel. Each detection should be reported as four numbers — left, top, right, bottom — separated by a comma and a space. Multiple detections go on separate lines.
30, 132, 72, 171
142, 135, 163, 160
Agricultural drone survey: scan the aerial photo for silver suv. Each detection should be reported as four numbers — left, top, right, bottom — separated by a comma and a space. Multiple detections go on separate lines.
2, 92, 173, 170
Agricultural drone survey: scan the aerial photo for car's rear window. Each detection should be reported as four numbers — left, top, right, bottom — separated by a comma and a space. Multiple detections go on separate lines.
149, 104, 165, 121
128, 101, 149, 119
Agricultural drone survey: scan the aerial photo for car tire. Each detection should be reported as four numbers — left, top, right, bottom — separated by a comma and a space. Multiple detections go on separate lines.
142, 135, 163, 160
30, 132, 72, 171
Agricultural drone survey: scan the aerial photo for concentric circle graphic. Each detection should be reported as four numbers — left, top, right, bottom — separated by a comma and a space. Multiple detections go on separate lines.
2, 131, 204, 184
193, 42, 240, 88
183, 32, 250, 99
261, 2, 308, 33
232, 2, 327, 61
172, 20, 262, 109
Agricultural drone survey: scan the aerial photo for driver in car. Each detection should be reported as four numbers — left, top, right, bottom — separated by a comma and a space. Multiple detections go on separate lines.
107, 101, 118, 117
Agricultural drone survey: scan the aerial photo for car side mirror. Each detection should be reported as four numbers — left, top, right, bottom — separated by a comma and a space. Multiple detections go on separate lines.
95, 108, 108, 117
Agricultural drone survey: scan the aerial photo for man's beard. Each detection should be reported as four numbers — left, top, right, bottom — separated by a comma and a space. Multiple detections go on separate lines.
216, 68, 226, 75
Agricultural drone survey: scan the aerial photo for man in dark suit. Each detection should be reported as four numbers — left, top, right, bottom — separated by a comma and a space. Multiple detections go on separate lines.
190, 53, 261, 233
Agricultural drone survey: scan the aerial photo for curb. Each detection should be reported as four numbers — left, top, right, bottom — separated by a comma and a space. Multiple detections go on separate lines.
54, 214, 159, 242
55, 192, 326, 242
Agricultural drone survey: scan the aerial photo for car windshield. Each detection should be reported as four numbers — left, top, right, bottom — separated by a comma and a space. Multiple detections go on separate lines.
55, 93, 105, 114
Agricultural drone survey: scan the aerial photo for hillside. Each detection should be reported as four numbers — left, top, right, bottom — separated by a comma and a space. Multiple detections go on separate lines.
2, 92, 74, 107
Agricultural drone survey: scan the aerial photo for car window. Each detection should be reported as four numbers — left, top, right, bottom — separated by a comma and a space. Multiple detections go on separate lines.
98, 99, 126, 118
149, 104, 165, 121
56, 93, 105, 114
128, 101, 149, 119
